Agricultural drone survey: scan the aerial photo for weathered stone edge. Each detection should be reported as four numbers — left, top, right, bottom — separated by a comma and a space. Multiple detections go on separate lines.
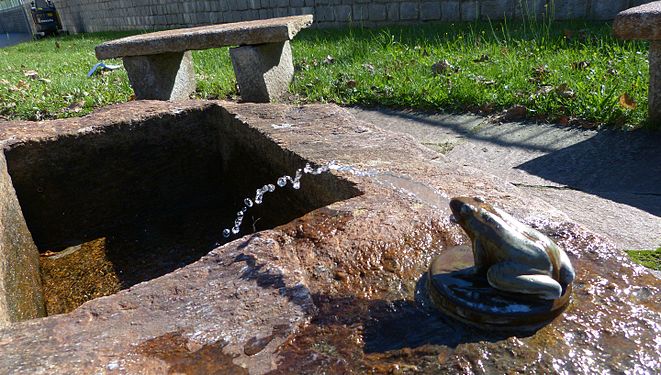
95, 15, 313, 59
613, 3, 661, 40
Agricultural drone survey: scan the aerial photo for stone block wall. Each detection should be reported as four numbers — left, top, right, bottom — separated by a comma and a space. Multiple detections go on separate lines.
49, 1, 657, 34
0, 3, 33, 33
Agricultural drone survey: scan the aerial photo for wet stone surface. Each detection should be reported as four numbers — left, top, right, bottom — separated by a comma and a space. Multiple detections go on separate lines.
0, 101, 658, 373
40, 238, 121, 315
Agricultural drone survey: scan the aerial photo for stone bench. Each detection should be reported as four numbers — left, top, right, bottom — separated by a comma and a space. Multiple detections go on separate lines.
95, 15, 313, 102
614, 2, 661, 124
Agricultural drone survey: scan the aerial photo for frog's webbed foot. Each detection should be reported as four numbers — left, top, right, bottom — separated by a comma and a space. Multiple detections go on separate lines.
486, 262, 563, 300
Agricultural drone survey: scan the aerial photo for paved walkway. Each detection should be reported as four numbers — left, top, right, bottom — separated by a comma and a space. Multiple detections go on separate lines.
0, 32, 31, 48
349, 107, 661, 251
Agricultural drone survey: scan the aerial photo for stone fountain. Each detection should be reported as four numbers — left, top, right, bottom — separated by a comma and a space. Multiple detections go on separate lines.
0, 100, 658, 373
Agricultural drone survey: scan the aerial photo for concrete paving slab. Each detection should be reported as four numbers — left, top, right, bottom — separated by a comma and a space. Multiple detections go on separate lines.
349, 107, 661, 250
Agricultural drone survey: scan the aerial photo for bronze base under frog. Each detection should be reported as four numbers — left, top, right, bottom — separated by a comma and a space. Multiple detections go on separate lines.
427, 245, 572, 330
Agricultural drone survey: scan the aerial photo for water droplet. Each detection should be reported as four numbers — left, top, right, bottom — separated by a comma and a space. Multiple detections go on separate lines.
222, 162, 337, 239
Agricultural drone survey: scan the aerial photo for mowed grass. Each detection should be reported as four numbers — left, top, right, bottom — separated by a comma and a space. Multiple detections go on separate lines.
0, 32, 135, 120
0, 20, 652, 128
626, 248, 661, 271
286, 21, 650, 128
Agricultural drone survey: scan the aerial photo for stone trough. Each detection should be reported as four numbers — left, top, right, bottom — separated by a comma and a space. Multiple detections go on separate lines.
0, 101, 658, 373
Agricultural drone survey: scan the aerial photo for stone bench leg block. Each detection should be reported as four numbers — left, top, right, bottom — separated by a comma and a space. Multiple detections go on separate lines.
123, 51, 196, 101
650, 41, 660, 124
230, 41, 294, 103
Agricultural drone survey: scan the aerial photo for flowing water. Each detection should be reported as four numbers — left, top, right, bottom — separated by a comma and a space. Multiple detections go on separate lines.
221, 160, 451, 239
222, 162, 334, 239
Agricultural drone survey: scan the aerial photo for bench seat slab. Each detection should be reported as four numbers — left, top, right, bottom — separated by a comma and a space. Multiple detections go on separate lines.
123, 51, 196, 101
230, 41, 294, 103
95, 15, 313, 60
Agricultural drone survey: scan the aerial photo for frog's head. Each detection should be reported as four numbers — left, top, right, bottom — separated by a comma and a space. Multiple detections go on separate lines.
450, 196, 487, 221
450, 196, 502, 235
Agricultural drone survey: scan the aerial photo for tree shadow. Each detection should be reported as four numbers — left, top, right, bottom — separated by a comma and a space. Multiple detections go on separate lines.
233, 247, 317, 314
517, 129, 661, 216
357, 107, 661, 217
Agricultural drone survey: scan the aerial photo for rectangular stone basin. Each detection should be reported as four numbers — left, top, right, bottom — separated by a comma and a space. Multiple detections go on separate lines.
0, 102, 360, 324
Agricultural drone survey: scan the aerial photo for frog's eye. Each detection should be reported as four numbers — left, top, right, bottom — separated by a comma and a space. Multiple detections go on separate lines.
474, 196, 486, 203
480, 210, 501, 227
461, 204, 473, 216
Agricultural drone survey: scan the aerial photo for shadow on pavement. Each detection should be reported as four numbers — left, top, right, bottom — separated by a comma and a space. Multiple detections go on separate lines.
366, 108, 585, 153
517, 130, 661, 217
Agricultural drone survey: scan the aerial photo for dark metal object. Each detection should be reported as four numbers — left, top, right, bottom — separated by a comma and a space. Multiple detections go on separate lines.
427, 246, 572, 330
30, 0, 61, 37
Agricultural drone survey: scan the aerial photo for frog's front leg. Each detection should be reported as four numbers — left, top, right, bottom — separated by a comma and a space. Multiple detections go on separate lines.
486, 262, 563, 300
471, 238, 491, 274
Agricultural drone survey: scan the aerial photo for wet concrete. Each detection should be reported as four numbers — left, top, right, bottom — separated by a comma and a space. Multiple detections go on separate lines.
349, 107, 661, 251
0, 101, 658, 374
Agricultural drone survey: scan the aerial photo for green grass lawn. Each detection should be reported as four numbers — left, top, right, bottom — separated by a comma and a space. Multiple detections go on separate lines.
0, 20, 652, 128
626, 248, 661, 271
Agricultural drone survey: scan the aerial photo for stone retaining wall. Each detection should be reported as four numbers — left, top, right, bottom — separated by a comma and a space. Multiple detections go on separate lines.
51, 0, 655, 34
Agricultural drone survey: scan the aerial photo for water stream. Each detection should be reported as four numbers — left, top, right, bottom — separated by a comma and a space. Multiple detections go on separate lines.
222, 162, 332, 238
221, 160, 450, 238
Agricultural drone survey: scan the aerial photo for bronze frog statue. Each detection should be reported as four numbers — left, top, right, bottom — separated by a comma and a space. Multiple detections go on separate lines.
449, 197, 575, 300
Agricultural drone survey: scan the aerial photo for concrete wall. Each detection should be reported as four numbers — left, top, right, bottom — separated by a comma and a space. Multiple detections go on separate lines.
50, 1, 657, 33
0, 3, 33, 33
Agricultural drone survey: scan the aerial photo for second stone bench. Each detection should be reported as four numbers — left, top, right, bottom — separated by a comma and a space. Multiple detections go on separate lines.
614, 2, 661, 124
95, 15, 313, 103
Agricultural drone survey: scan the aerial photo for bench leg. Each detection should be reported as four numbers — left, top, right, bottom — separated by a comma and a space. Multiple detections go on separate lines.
650, 41, 660, 125
230, 41, 294, 103
123, 51, 196, 101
